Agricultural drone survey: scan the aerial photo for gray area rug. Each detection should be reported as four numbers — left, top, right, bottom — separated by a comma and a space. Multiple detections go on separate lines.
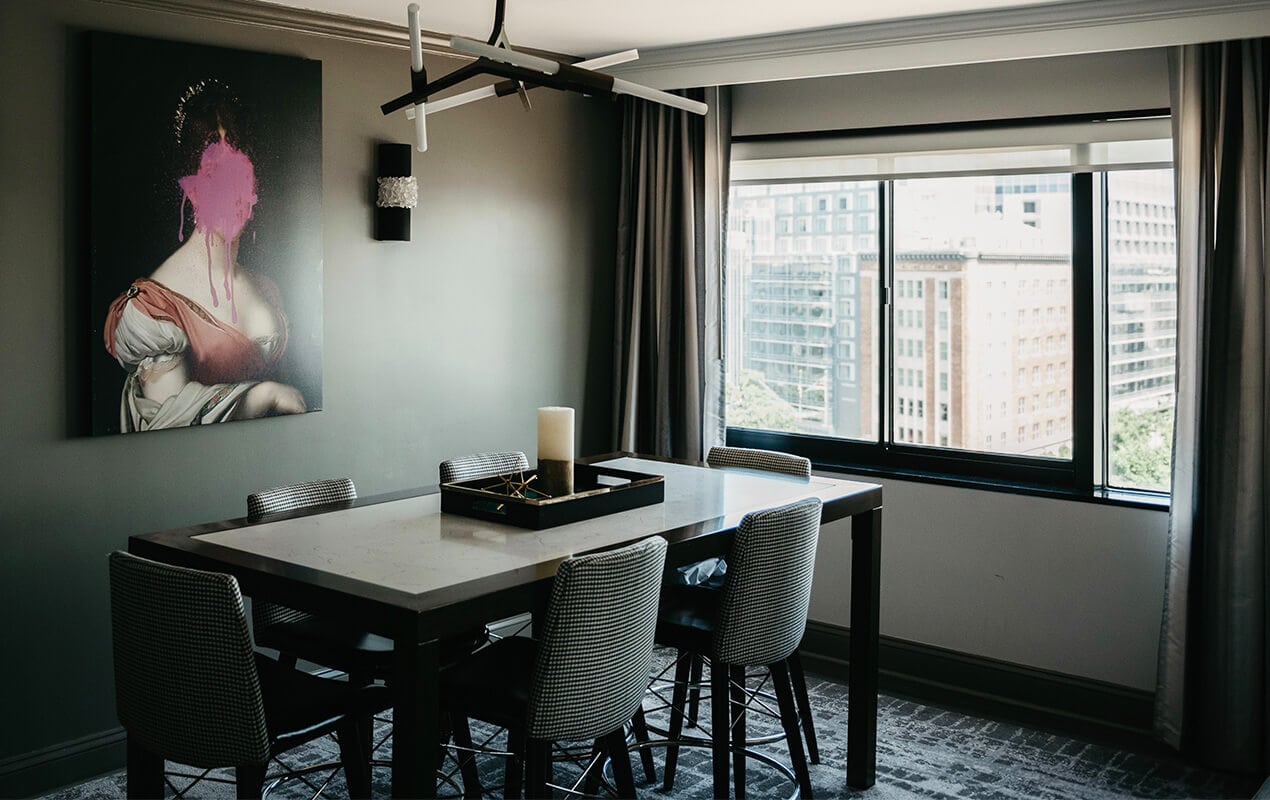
43, 663, 1255, 799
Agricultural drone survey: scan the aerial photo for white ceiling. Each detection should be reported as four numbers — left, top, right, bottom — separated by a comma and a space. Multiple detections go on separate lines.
255, 0, 1082, 56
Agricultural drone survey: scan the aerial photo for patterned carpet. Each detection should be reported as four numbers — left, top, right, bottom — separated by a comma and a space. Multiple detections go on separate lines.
43, 661, 1256, 799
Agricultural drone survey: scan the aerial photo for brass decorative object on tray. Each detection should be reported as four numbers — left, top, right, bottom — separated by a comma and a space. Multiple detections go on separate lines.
440, 462, 665, 529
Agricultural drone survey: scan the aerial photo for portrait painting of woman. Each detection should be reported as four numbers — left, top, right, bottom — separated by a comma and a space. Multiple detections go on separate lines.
89, 33, 322, 435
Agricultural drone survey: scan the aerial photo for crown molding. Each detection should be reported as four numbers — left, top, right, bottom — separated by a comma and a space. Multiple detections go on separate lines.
88, 0, 574, 62
89, 0, 1270, 88
607, 0, 1270, 88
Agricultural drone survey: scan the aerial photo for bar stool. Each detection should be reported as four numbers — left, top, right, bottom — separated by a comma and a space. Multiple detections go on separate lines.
657, 497, 823, 800
441, 536, 668, 798
661, 446, 821, 765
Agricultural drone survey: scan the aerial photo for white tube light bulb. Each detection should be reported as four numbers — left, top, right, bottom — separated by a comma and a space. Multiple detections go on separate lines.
610, 77, 708, 115
414, 102, 427, 151
407, 3, 423, 74
576, 49, 639, 71
448, 36, 560, 76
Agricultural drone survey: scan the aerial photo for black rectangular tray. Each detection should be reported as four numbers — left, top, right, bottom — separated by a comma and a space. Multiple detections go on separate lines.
440, 462, 665, 530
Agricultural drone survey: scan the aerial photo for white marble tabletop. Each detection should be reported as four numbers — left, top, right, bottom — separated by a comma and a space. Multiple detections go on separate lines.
195, 456, 875, 596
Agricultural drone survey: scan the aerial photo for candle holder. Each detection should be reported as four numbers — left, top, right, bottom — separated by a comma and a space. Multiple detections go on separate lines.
537, 459, 573, 498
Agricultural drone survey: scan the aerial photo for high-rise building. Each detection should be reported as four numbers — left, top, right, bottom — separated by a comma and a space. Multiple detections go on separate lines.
726, 170, 1177, 460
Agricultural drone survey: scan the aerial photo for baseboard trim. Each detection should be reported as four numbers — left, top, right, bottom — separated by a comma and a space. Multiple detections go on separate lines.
800, 620, 1164, 753
0, 726, 126, 798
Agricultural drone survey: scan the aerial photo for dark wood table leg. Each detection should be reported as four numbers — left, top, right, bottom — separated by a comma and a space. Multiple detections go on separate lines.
848, 507, 881, 789
393, 636, 440, 799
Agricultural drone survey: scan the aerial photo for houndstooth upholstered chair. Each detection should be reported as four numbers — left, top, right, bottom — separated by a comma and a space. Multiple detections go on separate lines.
247, 477, 357, 520
439, 451, 530, 484
657, 497, 823, 800
109, 551, 387, 799
245, 478, 398, 683
441, 536, 668, 798
667, 446, 822, 767
706, 445, 812, 478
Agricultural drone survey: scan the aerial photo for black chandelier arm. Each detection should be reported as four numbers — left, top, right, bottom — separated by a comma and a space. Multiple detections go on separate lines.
380, 61, 488, 115
381, 56, 619, 117
478, 60, 616, 100
492, 62, 616, 99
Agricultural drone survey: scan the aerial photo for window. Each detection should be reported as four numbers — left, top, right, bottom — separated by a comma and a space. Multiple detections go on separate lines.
725, 129, 1176, 497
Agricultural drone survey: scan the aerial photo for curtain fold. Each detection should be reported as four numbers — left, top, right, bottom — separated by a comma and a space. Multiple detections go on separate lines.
612, 87, 731, 460
1156, 37, 1270, 775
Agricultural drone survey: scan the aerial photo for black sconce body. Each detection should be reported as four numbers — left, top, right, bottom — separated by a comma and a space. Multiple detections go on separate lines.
375, 142, 414, 241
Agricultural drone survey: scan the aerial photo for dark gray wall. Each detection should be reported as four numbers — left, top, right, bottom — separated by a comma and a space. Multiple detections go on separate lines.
0, 1, 618, 792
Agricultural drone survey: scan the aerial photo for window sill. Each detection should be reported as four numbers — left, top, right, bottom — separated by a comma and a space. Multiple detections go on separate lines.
812, 460, 1170, 511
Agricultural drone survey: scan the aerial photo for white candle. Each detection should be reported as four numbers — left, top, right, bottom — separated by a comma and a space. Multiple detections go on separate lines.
537, 407, 574, 462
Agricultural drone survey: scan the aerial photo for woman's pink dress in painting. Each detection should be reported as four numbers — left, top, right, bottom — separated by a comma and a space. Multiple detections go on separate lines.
104, 278, 287, 431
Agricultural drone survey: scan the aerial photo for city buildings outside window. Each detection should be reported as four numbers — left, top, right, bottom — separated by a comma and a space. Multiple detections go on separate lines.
725, 165, 1176, 494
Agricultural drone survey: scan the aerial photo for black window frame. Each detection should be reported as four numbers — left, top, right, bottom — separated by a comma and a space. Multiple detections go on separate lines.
725, 113, 1173, 499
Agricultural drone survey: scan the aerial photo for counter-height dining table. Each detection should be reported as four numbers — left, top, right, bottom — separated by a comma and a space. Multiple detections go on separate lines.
128, 454, 884, 798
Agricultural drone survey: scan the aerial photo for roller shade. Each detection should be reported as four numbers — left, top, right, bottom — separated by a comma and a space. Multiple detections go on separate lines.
732, 116, 1172, 182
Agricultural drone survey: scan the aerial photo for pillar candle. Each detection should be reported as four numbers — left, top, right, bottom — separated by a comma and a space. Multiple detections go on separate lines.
537, 407, 574, 496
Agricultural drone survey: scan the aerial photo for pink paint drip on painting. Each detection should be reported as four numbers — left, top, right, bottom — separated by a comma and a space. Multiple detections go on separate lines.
177, 139, 258, 323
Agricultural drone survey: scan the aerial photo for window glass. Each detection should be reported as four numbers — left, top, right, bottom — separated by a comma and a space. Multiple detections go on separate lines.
1106, 169, 1177, 491
726, 182, 880, 440
891, 175, 1073, 458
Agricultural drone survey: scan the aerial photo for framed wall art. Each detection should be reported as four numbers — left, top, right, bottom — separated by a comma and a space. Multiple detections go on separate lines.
88, 32, 323, 435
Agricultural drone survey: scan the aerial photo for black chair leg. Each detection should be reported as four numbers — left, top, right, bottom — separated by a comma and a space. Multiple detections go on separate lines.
711, 664, 731, 800
349, 668, 377, 761
451, 713, 484, 798
605, 729, 638, 799
662, 649, 693, 792
125, 738, 164, 800
236, 764, 267, 799
687, 652, 704, 727
524, 738, 552, 799
730, 664, 747, 800
583, 741, 605, 796
771, 660, 814, 799
789, 650, 820, 764
337, 718, 372, 800
504, 727, 527, 799
630, 706, 658, 783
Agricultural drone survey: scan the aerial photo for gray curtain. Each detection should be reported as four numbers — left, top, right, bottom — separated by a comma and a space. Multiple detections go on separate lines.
612, 87, 731, 461
1156, 38, 1269, 775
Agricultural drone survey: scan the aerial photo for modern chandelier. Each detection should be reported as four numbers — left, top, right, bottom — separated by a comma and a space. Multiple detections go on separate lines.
380, 1, 708, 151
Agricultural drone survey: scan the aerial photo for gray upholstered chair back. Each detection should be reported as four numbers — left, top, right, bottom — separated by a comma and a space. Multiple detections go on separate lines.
439, 451, 530, 483
528, 536, 668, 742
247, 477, 356, 520
707, 446, 811, 478
109, 551, 271, 768
713, 498, 823, 666
246, 478, 357, 632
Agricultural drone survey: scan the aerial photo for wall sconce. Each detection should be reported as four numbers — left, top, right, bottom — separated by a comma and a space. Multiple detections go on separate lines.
375, 142, 415, 241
